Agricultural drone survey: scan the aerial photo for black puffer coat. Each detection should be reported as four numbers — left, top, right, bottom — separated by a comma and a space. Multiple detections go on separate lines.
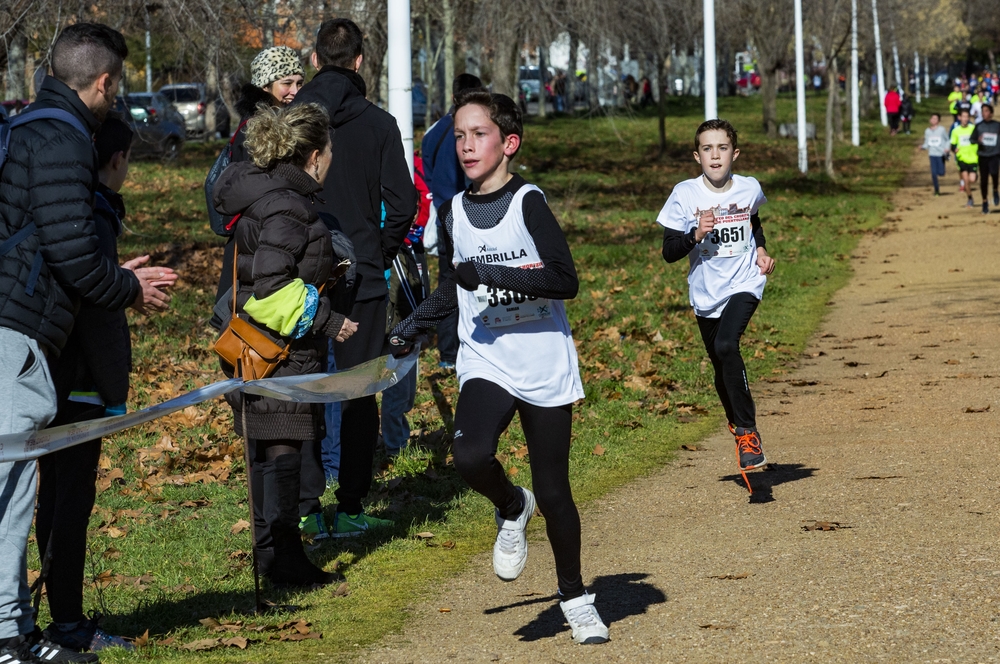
0, 76, 140, 356
213, 161, 346, 440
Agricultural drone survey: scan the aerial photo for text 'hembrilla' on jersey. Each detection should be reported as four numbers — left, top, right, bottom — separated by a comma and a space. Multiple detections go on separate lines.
657, 174, 768, 319
450, 183, 585, 408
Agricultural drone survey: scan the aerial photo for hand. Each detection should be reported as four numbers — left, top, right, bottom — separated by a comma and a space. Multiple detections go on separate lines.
127, 269, 171, 313
336, 318, 358, 342
388, 334, 414, 358
123, 255, 179, 289
454, 261, 481, 291
694, 209, 716, 242
756, 247, 776, 275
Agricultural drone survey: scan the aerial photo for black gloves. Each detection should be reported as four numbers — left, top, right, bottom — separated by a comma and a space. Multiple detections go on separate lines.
454, 261, 481, 291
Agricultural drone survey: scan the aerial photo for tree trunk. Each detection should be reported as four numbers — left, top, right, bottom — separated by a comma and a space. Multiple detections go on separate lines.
205, 39, 221, 140
657, 51, 668, 155
537, 47, 547, 118
443, 0, 455, 100
825, 59, 838, 179
424, 14, 435, 128
491, 37, 519, 99
585, 42, 598, 110
264, 0, 277, 47
360, 13, 388, 104
567, 28, 578, 113
760, 67, 779, 138
4, 27, 27, 100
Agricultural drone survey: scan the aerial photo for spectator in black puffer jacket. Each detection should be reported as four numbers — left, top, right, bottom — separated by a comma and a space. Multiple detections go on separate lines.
0, 23, 170, 663
213, 102, 357, 588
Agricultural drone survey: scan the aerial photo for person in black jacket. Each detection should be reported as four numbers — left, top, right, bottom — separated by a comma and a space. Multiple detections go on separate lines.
295, 18, 417, 536
0, 23, 170, 664
39, 118, 177, 655
212, 45, 307, 330
213, 102, 357, 587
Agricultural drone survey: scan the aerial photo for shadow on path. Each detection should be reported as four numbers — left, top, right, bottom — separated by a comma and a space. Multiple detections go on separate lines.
485, 573, 666, 642
718, 463, 817, 504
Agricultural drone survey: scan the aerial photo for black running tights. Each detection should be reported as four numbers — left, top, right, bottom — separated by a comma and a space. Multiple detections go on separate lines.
696, 292, 760, 430
979, 155, 1000, 202
452, 378, 584, 598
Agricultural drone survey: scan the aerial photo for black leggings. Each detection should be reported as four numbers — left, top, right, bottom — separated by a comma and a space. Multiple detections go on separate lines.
452, 378, 584, 598
979, 155, 1000, 201
696, 292, 760, 430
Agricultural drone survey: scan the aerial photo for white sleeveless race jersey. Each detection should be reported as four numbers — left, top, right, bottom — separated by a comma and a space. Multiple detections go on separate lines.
451, 184, 585, 407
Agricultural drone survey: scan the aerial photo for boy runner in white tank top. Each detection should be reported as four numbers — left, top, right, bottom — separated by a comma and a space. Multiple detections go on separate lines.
658, 119, 776, 491
390, 89, 608, 645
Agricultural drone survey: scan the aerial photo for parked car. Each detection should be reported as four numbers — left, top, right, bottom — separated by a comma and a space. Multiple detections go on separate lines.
518, 66, 554, 102
111, 96, 185, 161
125, 92, 186, 128
157, 83, 230, 138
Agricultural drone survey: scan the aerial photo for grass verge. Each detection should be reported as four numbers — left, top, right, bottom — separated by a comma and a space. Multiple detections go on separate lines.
32, 92, 918, 663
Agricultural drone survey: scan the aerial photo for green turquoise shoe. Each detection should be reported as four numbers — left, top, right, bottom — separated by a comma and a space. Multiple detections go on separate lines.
329, 512, 393, 538
299, 512, 330, 540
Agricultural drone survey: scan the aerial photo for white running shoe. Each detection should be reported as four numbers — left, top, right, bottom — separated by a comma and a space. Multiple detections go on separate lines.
560, 592, 610, 644
492, 487, 535, 581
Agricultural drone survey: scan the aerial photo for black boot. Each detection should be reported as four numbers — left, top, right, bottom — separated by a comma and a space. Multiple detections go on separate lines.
263, 453, 336, 587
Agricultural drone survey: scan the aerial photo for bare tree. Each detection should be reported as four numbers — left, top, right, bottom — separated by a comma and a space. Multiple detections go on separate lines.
732, 0, 795, 138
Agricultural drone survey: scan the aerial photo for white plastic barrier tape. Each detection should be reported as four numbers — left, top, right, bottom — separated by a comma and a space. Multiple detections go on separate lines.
0, 349, 419, 464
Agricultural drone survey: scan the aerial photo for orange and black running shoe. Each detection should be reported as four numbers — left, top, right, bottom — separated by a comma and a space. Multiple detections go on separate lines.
734, 427, 767, 471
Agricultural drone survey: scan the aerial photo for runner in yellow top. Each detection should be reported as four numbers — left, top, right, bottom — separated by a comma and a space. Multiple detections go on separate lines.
948, 84, 963, 121
951, 108, 979, 207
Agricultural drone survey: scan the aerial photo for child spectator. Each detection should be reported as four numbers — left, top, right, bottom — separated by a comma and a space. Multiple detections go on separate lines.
38, 117, 177, 655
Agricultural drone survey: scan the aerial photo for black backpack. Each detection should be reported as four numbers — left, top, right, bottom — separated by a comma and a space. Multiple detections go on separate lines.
0, 108, 91, 295
205, 118, 250, 236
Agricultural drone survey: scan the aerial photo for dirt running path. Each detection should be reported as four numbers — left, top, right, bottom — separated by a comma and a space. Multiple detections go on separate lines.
362, 152, 1000, 663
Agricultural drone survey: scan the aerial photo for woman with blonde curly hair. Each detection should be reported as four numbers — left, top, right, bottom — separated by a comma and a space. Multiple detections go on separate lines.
213, 103, 356, 587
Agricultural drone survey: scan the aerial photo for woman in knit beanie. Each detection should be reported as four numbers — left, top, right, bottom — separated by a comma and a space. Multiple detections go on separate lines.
251, 45, 305, 105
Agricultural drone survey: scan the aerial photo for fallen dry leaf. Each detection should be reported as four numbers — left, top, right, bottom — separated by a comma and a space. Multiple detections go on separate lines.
133, 630, 149, 648
179, 638, 221, 651
680, 444, 704, 451
414, 531, 434, 539
707, 573, 750, 580
699, 623, 733, 630
513, 446, 528, 460
230, 520, 250, 535
442, 541, 456, 549
438, 608, 451, 613
507, 466, 519, 476
333, 582, 350, 597
964, 405, 991, 413
221, 637, 248, 650
802, 521, 851, 532
592, 444, 605, 456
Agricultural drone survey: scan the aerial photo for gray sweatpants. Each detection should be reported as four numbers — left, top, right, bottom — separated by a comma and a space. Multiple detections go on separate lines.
0, 327, 57, 639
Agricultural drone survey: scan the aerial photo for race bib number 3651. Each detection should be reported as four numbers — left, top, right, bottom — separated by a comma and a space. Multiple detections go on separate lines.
699, 215, 752, 258
474, 285, 551, 328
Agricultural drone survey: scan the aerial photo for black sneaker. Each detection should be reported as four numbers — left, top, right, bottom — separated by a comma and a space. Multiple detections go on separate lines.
0, 635, 43, 664
734, 427, 767, 471
983, 202, 990, 215
43, 615, 132, 654
994, 191, 999, 206
25, 629, 98, 663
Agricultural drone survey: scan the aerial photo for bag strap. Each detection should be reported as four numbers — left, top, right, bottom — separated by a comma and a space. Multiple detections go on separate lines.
231, 241, 238, 318
10, 108, 90, 141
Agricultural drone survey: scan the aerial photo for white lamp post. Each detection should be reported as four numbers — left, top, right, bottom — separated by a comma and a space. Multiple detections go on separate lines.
794, 0, 807, 173
704, 0, 717, 120
388, 0, 414, 178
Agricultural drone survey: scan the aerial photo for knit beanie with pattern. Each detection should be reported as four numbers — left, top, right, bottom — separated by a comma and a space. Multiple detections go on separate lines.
250, 46, 305, 88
